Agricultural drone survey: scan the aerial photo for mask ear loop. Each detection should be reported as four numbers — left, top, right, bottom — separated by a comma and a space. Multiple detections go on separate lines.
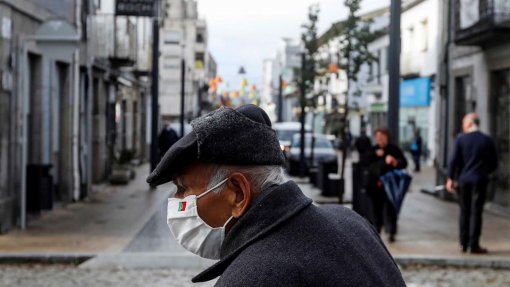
197, 178, 229, 199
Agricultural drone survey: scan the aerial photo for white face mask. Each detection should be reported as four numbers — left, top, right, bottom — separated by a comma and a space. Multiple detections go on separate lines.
167, 178, 233, 260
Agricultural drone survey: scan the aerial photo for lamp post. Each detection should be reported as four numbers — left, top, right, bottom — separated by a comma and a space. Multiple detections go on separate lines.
150, 0, 161, 172
180, 43, 186, 138
388, 0, 401, 144
299, 52, 307, 178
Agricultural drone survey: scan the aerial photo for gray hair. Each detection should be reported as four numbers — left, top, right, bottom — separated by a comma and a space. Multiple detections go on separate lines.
206, 165, 288, 194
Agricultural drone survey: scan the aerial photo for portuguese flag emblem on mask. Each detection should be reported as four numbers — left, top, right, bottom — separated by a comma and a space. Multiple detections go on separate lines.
178, 201, 187, 212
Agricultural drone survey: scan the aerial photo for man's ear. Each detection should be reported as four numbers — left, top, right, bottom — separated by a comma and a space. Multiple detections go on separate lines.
226, 172, 252, 218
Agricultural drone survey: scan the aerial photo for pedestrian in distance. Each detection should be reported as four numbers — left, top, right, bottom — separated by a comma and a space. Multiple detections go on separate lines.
355, 129, 372, 157
410, 128, 422, 172
361, 127, 408, 243
147, 105, 406, 286
158, 122, 179, 162
446, 113, 498, 254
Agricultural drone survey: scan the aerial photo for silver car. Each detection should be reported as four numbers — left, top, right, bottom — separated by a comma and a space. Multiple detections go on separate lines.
287, 133, 338, 175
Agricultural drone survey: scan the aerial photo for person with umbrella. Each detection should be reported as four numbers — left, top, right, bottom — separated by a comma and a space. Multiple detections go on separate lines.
361, 127, 408, 242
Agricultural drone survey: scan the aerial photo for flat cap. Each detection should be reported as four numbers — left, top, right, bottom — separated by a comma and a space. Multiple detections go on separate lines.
147, 105, 285, 186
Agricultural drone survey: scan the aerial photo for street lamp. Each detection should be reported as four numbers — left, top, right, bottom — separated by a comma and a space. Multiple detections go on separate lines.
299, 48, 307, 178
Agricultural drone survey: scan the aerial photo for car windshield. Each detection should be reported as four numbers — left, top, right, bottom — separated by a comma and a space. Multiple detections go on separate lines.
276, 129, 299, 142
291, 137, 333, 148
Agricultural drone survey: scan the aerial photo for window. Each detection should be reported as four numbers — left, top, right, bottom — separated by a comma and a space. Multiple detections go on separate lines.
195, 52, 205, 70
196, 33, 204, 43
421, 19, 429, 52
377, 50, 382, 84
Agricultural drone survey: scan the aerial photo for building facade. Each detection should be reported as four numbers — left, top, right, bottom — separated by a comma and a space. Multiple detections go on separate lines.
435, 0, 510, 209
0, 0, 152, 233
159, 0, 215, 123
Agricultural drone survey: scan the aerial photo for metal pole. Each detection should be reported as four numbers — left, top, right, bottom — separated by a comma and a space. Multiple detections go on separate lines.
197, 84, 202, 117
388, 0, 401, 144
19, 37, 27, 229
278, 74, 283, 122
180, 58, 186, 138
443, 0, 452, 168
150, 0, 160, 172
299, 52, 306, 177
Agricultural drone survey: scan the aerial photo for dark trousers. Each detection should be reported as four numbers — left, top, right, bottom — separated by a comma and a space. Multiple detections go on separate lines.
411, 151, 420, 171
458, 182, 487, 249
370, 187, 398, 236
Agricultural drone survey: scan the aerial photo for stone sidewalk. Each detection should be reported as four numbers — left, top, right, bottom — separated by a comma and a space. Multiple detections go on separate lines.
1, 160, 509, 269
0, 164, 171, 255
298, 160, 510, 267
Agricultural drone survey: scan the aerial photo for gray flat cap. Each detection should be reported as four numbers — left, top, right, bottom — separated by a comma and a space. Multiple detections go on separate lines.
147, 105, 285, 186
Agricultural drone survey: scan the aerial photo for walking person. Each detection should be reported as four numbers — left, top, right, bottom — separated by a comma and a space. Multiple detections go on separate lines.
410, 128, 422, 172
447, 113, 498, 254
361, 128, 408, 242
355, 129, 372, 157
158, 123, 179, 162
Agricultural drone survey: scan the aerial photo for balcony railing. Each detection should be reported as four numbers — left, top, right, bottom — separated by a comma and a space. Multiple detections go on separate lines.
455, 0, 510, 47
93, 14, 137, 67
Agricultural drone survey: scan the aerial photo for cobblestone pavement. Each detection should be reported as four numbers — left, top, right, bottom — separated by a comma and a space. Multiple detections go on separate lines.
1, 264, 509, 287
401, 265, 510, 287
0, 264, 215, 287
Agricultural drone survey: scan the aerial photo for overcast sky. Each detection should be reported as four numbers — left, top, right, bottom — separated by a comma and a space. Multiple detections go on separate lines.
197, 0, 389, 89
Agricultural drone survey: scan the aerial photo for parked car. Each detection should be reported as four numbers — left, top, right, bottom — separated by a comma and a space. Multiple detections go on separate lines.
287, 133, 338, 175
273, 122, 311, 155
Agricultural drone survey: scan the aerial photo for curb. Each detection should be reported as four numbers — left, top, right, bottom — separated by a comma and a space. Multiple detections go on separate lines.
78, 253, 216, 270
0, 253, 95, 265
394, 255, 510, 269
2, 253, 510, 269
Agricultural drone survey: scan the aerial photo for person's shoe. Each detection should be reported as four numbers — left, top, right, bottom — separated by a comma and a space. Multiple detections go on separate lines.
388, 234, 396, 243
460, 245, 468, 253
470, 246, 488, 254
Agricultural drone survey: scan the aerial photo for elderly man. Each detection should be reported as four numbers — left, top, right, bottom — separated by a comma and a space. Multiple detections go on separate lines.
447, 113, 498, 254
148, 105, 405, 286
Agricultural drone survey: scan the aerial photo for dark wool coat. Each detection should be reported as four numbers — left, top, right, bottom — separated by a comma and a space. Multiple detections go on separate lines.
360, 143, 408, 196
192, 181, 406, 287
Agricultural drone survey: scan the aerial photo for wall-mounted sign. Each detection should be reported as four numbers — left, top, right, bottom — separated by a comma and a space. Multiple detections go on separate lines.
400, 77, 431, 107
116, 0, 155, 17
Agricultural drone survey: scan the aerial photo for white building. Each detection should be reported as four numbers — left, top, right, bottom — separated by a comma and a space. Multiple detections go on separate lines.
261, 38, 302, 123
159, 0, 215, 122
358, 0, 441, 164
316, 7, 388, 137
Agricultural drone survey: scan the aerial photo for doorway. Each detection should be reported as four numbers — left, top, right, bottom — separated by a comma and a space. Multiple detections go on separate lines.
491, 69, 510, 208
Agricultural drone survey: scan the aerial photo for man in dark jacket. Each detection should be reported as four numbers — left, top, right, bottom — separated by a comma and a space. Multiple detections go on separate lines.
447, 113, 498, 254
147, 105, 406, 286
355, 129, 372, 157
158, 123, 179, 161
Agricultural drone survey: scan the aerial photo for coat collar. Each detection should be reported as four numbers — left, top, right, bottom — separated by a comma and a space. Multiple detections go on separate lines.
192, 181, 313, 283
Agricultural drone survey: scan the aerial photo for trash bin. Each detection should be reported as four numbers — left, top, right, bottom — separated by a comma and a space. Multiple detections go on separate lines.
352, 162, 374, 222
309, 167, 318, 186
26, 164, 53, 213
318, 160, 338, 196
324, 173, 340, 198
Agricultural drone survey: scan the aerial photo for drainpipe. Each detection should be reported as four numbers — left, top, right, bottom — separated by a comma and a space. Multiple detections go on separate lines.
86, 0, 94, 196
72, 0, 83, 201
18, 37, 28, 229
